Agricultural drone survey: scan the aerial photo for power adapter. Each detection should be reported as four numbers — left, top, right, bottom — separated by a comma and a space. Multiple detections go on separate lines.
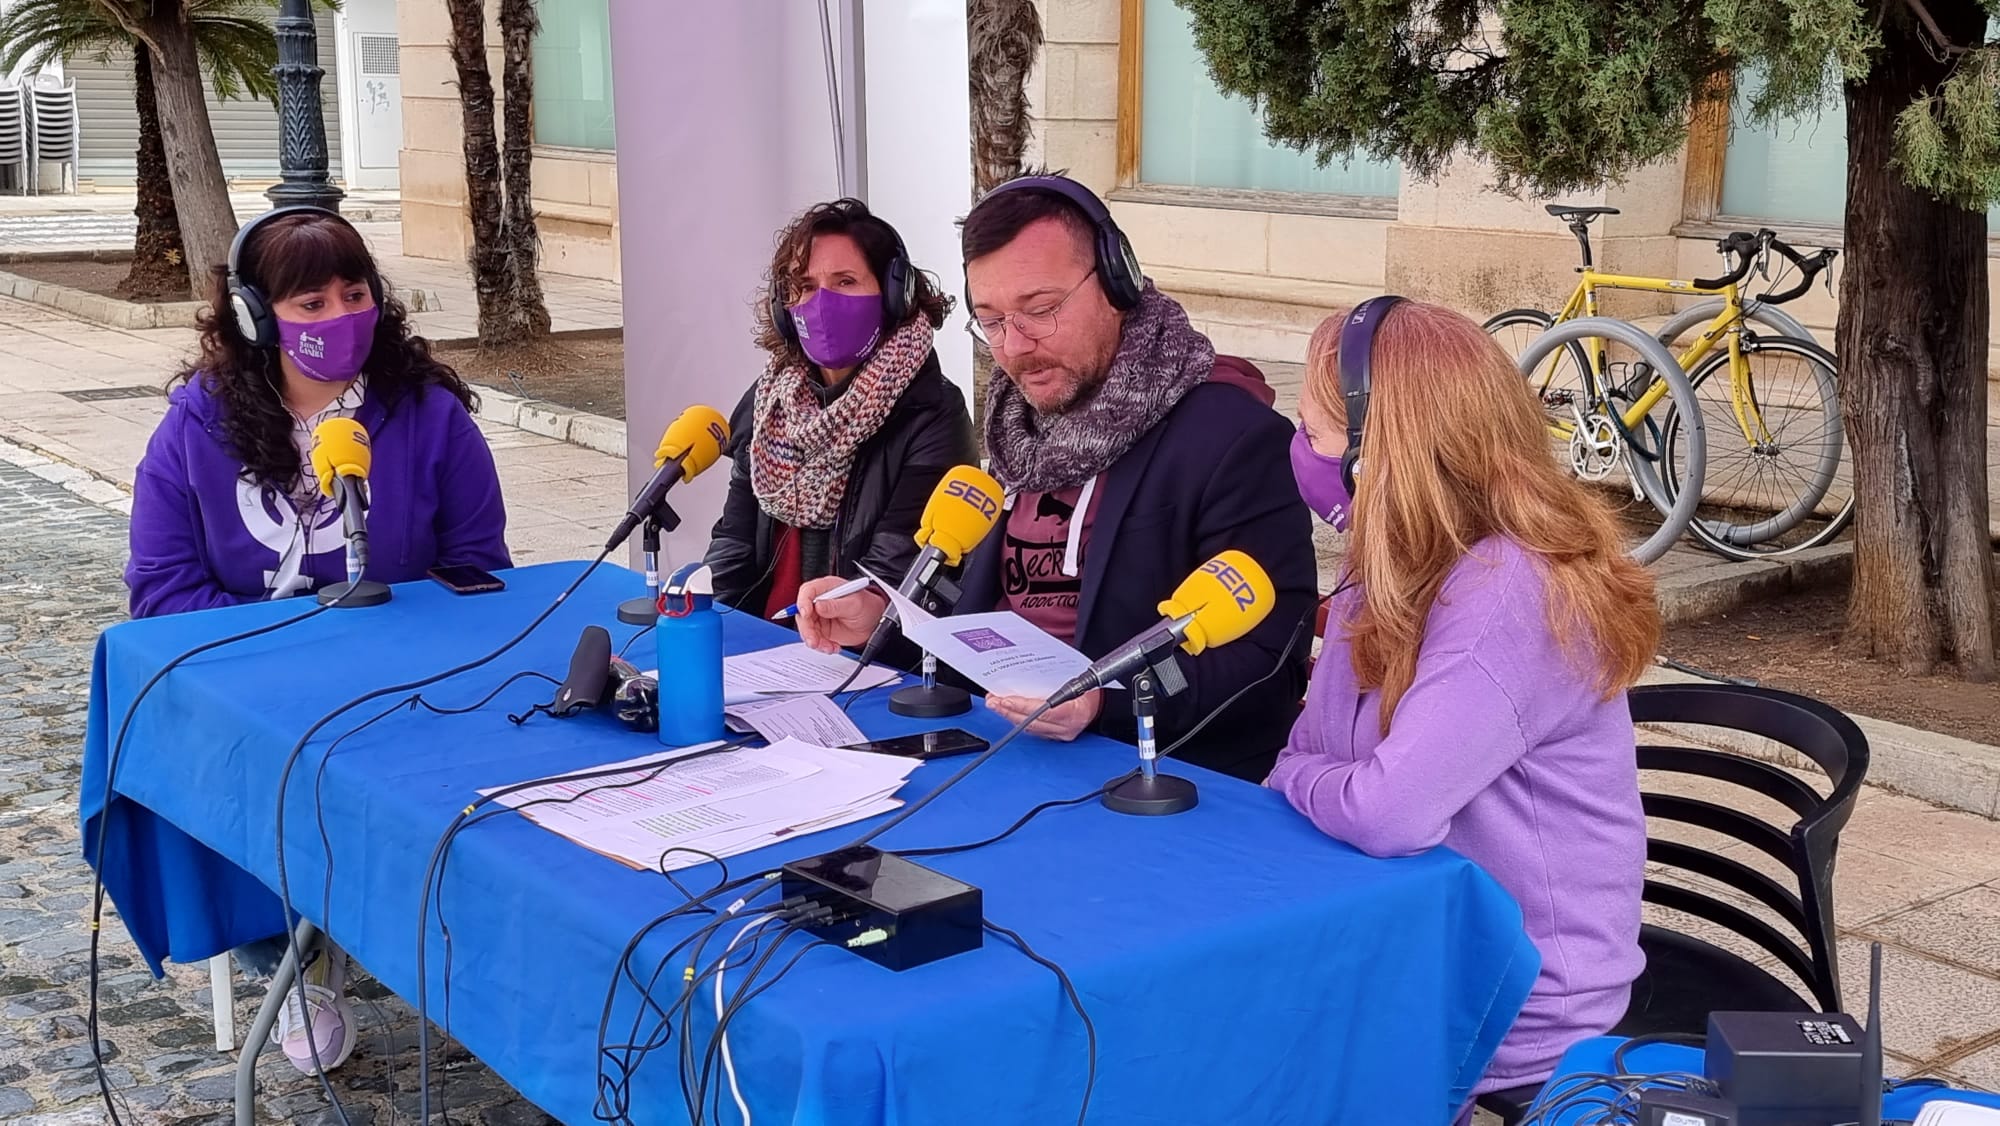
779, 846, 981, 971
1706, 1011, 1866, 1126
1638, 1088, 1736, 1125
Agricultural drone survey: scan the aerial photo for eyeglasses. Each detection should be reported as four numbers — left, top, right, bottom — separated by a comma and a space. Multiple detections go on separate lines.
966, 269, 1098, 346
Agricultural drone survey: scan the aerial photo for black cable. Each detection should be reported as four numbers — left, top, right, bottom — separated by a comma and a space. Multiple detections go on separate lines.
900, 778, 1122, 859
983, 919, 1095, 1126
267, 550, 616, 1116
1610, 1032, 1704, 1077
1156, 605, 1313, 761
841, 701, 1050, 849
85, 597, 342, 1126
691, 925, 831, 1125
415, 736, 762, 1122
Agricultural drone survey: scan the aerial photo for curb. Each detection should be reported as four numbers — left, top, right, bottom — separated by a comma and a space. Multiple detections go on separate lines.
0, 266, 444, 330
1653, 543, 1854, 626
0, 434, 133, 516
469, 385, 627, 459
0, 268, 205, 329
1640, 665, 2000, 819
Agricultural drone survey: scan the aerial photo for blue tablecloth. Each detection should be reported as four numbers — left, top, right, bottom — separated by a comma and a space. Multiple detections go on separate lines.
84, 560, 1541, 1125
1537, 1037, 2000, 1123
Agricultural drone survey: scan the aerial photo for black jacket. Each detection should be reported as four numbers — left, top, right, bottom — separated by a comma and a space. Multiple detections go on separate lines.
706, 350, 977, 611
957, 381, 1317, 781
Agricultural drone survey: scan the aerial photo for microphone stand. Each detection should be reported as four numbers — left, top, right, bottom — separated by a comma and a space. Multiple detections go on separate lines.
317, 475, 391, 608
615, 501, 682, 625
888, 574, 970, 718
1101, 656, 1198, 816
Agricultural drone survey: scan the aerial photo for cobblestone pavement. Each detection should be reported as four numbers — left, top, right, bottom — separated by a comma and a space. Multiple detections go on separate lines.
0, 448, 554, 1125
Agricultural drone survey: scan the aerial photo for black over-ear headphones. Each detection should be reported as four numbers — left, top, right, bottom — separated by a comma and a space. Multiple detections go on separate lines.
227, 205, 382, 348
1337, 295, 1405, 495
769, 204, 918, 350
967, 173, 1143, 311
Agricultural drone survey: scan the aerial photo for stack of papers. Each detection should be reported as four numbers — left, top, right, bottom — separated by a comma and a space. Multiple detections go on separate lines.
479, 738, 917, 872
724, 694, 866, 748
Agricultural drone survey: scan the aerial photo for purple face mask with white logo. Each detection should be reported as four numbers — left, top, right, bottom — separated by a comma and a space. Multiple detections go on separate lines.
788, 288, 883, 371
278, 306, 379, 383
1290, 426, 1354, 532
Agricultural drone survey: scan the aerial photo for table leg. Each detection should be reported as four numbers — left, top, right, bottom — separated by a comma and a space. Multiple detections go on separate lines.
234, 919, 317, 1126
210, 954, 236, 1051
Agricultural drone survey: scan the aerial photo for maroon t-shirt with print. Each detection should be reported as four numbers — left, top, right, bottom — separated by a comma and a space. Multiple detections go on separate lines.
999, 484, 1103, 647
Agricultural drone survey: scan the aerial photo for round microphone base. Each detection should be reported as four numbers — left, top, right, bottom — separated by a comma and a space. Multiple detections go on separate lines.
1102, 772, 1198, 817
615, 595, 658, 626
318, 579, 392, 609
888, 683, 971, 719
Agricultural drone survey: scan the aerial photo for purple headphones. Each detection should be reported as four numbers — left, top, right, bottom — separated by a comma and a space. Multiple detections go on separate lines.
966, 174, 1145, 311
1338, 295, 1405, 494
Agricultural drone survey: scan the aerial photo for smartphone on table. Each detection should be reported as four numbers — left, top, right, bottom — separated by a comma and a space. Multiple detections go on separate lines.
844, 728, 990, 761
427, 564, 506, 594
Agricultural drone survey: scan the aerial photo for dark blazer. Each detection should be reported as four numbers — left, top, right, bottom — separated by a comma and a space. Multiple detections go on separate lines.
958, 380, 1317, 780
706, 350, 977, 611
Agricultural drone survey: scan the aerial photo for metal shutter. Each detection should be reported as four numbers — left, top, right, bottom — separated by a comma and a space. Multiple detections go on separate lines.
72, 11, 343, 185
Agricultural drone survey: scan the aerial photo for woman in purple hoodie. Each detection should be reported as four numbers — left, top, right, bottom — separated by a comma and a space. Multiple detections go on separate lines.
1272, 299, 1659, 1118
126, 207, 510, 1075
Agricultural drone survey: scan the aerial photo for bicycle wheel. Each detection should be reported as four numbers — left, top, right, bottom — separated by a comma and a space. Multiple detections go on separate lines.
1655, 298, 1823, 352
1661, 336, 1853, 559
1515, 316, 1705, 564
1485, 308, 1596, 432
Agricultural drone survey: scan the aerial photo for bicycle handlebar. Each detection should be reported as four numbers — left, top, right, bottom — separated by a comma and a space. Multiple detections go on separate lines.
1692, 229, 1770, 290
1754, 238, 1838, 305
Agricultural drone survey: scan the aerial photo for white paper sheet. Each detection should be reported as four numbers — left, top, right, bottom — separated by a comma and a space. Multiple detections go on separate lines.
857, 567, 1094, 697
482, 738, 920, 872
724, 694, 867, 748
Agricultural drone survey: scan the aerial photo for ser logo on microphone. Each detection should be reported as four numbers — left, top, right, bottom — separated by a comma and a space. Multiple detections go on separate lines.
1200, 557, 1259, 611
945, 477, 999, 520
705, 420, 725, 444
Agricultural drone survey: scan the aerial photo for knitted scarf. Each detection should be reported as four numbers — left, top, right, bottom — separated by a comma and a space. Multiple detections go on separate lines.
983, 282, 1215, 493
751, 316, 933, 528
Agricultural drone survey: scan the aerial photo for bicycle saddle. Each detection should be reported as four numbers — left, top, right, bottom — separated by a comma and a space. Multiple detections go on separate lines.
1546, 203, 1621, 222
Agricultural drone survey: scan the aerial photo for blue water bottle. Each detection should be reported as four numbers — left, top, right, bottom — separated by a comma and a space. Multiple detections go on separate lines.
655, 561, 725, 745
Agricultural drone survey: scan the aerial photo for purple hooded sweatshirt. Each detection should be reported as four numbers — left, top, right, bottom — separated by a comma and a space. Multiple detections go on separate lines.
1267, 536, 1645, 1099
127, 376, 511, 617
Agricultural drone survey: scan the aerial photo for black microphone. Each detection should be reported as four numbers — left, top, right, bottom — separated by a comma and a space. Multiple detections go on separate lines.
552, 626, 614, 717
604, 405, 730, 552
331, 474, 369, 577
308, 419, 390, 608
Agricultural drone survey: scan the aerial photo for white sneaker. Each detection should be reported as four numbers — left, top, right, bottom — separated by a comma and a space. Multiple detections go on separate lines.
271, 943, 358, 1074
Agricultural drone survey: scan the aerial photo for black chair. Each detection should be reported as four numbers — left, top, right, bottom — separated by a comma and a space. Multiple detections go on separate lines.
1478, 682, 1870, 1124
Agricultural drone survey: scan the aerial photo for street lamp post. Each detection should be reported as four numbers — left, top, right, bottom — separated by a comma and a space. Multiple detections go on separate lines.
266, 0, 345, 212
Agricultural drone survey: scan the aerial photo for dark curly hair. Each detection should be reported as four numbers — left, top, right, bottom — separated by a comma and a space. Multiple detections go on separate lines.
169, 211, 477, 491
752, 198, 952, 367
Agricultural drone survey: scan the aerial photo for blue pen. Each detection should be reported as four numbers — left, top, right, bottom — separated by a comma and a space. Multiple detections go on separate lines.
769, 575, 875, 620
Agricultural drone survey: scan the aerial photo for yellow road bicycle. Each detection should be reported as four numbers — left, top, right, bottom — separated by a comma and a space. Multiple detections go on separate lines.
1487, 205, 1852, 560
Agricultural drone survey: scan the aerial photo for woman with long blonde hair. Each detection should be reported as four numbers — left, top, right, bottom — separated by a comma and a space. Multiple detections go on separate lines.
1269, 298, 1659, 1110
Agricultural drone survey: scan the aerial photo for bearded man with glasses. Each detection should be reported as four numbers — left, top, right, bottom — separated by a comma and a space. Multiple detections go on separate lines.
795, 172, 1315, 782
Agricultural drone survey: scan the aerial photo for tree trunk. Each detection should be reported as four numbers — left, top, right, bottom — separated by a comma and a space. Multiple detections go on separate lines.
497, 0, 551, 340
966, 0, 1044, 432
1839, 0, 1997, 679
141, 10, 238, 295
120, 44, 189, 302
445, 0, 518, 343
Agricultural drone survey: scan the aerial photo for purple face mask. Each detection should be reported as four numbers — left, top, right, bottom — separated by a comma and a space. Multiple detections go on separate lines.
1290, 426, 1354, 532
788, 288, 883, 371
278, 306, 379, 383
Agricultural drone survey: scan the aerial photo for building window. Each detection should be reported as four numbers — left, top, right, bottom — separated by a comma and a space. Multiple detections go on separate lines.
531, 0, 615, 150
1137, 0, 1398, 197
1721, 65, 2000, 227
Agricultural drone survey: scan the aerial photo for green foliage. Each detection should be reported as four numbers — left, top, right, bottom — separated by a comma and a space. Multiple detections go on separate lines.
1173, 0, 1997, 205
1895, 44, 2000, 207
0, 0, 299, 104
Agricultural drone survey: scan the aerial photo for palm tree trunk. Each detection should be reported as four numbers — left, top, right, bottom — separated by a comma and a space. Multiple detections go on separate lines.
498, 0, 551, 340
139, 8, 238, 294
445, 0, 519, 343
120, 43, 189, 301
966, 0, 1045, 431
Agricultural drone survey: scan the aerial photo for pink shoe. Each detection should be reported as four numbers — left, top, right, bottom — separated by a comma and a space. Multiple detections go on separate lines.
271, 944, 357, 1074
